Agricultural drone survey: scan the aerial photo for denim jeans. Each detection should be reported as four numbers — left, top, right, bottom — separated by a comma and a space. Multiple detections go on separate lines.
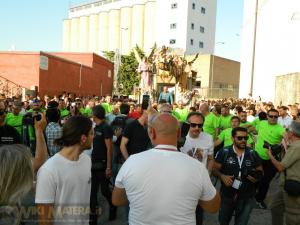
219, 194, 255, 225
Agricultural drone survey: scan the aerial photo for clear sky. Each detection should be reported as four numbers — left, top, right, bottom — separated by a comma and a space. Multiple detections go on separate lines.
0, 0, 244, 61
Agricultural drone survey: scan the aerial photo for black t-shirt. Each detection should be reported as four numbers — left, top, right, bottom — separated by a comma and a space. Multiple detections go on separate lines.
0, 124, 21, 145
215, 145, 262, 198
122, 119, 151, 155
92, 121, 113, 163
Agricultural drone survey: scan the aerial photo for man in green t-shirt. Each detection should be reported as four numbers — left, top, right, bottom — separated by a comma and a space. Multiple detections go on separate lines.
5, 101, 23, 136
58, 99, 70, 119
174, 100, 189, 122
215, 116, 253, 148
239, 111, 252, 127
200, 103, 220, 140
254, 109, 285, 209
26, 99, 45, 154
219, 105, 233, 132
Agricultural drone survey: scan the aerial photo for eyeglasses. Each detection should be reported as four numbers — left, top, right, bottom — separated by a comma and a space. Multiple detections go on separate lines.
268, 115, 278, 119
190, 123, 203, 128
235, 136, 249, 141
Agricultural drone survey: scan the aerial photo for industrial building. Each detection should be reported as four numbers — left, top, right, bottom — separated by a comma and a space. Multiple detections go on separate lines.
63, 0, 217, 55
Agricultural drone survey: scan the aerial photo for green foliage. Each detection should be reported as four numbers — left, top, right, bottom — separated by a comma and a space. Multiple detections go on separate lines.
103, 46, 145, 95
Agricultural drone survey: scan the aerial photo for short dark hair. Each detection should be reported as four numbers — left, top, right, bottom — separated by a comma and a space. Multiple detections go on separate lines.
187, 112, 205, 123
231, 116, 240, 122
232, 127, 248, 137
92, 105, 105, 119
214, 104, 221, 114
258, 111, 267, 120
46, 108, 60, 123
55, 116, 92, 147
268, 109, 279, 115
120, 103, 130, 115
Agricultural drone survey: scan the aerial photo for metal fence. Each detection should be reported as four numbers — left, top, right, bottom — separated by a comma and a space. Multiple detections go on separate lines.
0, 75, 23, 98
195, 87, 239, 99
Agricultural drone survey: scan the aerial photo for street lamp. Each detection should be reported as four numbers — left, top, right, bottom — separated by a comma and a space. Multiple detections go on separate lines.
210, 42, 225, 98
113, 27, 128, 97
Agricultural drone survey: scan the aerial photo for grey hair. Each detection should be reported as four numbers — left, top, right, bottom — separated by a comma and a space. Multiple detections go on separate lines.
0, 145, 33, 205
289, 120, 300, 138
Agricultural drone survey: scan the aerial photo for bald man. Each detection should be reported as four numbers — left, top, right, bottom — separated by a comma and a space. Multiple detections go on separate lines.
112, 113, 220, 225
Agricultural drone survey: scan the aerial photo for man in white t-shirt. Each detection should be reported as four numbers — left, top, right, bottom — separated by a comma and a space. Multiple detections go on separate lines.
112, 113, 220, 225
180, 111, 214, 225
278, 106, 293, 128
180, 111, 214, 170
35, 116, 94, 225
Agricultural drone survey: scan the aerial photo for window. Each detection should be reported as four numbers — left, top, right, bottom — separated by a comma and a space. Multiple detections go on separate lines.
170, 23, 177, 29
192, 3, 196, 9
201, 7, 206, 14
190, 39, 194, 45
199, 41, 204, 48
171, 3, 177, 9
191, 23, 194, 30
169, 39, 176, 44
200, 26, 205, 33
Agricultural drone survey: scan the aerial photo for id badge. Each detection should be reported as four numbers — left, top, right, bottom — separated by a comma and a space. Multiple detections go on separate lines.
232, 179, 242, 190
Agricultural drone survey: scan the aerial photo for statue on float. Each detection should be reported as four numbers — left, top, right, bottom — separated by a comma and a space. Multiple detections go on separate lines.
134, 44, 199, 98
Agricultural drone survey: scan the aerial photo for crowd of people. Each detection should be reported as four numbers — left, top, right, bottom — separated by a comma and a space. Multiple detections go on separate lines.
0, 90, 300, 225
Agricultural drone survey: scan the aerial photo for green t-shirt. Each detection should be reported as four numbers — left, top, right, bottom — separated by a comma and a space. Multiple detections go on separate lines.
5, 113, 23, 135
79, 108, 85, 115
251, 118, 261, 127
255, 121, 285, 160
171, 110, 181, 121
84, 107, 93, 117
174, 108, 189, 122
203, 112, 220, 139
240, 121, 252, 127
60, 108, 70, 118
219, 115, 233, 131
218, 127, 254, 147
101, 103, 113, 114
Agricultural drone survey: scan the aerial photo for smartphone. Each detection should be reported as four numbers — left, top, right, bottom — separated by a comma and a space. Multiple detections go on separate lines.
141, 95, 150, 110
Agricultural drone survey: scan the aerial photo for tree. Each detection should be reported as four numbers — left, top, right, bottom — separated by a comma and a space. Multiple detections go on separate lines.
103, 46, 145, 96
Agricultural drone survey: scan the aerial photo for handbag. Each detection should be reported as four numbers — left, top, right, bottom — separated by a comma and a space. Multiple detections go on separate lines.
284, 170, 300, 196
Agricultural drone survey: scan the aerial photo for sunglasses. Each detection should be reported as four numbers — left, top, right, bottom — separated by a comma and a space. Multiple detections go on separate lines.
268, 115, 278, 119
235, 136, 249, 141
190, 123, 203, 128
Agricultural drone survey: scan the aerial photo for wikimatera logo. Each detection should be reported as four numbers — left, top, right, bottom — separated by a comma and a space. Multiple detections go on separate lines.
1, 205, 102, 220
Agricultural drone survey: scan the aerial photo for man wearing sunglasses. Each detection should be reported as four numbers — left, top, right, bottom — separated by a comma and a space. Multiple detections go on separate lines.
213, 127, 263, 225
253, 109, 285, 209
180, 111, 214, 225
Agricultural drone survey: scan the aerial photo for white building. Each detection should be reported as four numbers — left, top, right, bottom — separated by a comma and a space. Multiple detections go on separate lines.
63, 0, 217, 55
239, 0, 300, 102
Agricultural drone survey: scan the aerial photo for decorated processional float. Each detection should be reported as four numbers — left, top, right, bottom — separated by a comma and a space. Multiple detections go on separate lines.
133, 44, 199, 105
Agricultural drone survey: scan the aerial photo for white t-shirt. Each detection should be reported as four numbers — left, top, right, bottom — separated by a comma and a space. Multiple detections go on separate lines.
180, 132, 214, 167
115, 145, 216, 225
35, 153, 91, 225
278, 115, 292, 128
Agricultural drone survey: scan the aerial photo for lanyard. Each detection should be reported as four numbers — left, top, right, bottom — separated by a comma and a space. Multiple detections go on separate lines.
233, 146, 245, 178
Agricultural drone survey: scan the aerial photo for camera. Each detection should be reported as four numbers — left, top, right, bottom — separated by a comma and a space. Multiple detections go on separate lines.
23, 112, 42, 126
263, 141, 284, 156
244, 168, 263, 180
